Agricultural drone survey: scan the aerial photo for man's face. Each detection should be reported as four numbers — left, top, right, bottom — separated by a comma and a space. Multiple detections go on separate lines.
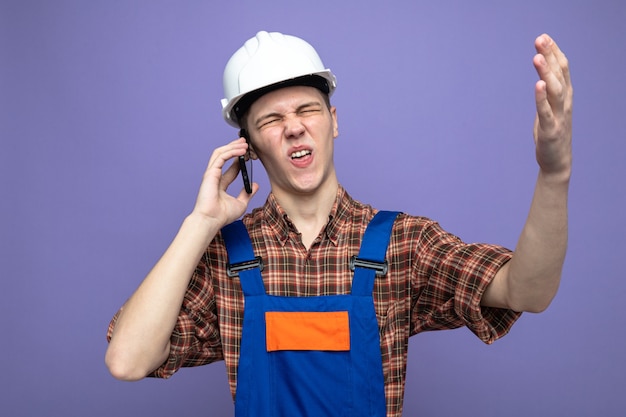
246, 85, 339, 197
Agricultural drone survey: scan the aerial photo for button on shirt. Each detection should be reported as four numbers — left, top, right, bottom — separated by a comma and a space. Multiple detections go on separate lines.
107, 185, 521, 417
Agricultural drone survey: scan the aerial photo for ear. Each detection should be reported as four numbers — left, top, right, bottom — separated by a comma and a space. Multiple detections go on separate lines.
239, 128, 259, 160
248, 142, 259, 160
331, 106, 339, 138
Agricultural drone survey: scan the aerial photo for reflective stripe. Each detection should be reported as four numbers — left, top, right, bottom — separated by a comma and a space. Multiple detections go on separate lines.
265, 311, 350, 352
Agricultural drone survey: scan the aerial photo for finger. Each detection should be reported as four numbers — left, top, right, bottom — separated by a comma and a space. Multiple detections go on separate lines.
535, 79, 555, 132
535, 34, 573, 102
220, 158, 241, 190
235, 181, 259, 203
548, 37, 571, 88
535, 34, 564, 84
206, 138, 248, 173
533, 53, 565, 112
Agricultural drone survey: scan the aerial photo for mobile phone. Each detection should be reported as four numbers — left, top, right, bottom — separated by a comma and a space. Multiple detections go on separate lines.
239, 129, 252, 194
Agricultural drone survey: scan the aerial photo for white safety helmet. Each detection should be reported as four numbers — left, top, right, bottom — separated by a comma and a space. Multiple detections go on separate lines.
221, 31, 337, 128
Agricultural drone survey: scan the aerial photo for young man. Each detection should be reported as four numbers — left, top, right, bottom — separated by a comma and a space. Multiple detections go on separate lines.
106, 31, 572, 416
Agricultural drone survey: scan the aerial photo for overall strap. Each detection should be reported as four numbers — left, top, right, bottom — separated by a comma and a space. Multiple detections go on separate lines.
221, 220, 265, 296
351, 211, 400, 296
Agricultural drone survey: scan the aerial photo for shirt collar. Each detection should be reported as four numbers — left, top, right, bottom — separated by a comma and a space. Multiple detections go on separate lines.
262, 185, 354, 247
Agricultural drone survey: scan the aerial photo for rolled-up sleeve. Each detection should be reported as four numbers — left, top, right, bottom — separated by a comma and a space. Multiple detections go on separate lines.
410, 220, 522, 344
106, 258, 223, 379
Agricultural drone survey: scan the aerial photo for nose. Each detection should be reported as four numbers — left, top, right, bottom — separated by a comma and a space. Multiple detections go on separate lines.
283, 114, 305, 139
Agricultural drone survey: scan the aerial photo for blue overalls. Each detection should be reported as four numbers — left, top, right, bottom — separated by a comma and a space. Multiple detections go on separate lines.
221, 211, 399, 417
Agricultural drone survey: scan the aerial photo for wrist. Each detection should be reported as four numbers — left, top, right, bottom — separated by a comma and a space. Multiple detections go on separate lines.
182, 212, 225, 246
538, 165, 572, 187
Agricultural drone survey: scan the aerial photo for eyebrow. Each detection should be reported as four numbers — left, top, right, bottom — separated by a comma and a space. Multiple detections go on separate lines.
254, 101, 323, 127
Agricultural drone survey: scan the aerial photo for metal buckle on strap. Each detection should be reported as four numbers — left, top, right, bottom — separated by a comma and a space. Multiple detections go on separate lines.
226, 256, 264, 278
349, 255, 388, 277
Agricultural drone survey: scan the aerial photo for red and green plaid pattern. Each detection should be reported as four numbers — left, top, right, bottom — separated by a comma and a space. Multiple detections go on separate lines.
108, 186, 520, 416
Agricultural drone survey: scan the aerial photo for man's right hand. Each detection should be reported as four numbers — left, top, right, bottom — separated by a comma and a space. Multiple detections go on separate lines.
191, 137, 259, 229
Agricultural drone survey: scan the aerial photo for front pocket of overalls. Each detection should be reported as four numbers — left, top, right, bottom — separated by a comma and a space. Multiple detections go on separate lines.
266, 311, 353, 417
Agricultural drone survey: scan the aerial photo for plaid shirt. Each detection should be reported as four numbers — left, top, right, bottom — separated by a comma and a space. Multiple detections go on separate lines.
108, 186, 520, 416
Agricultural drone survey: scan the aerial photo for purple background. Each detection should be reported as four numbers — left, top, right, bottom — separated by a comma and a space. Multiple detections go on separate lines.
1, 1, 625, 416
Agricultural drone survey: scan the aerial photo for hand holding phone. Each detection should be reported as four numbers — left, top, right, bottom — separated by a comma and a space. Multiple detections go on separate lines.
239, 129, 253, 194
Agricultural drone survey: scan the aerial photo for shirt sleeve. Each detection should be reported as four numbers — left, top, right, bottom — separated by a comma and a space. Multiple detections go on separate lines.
410, 220, 522, 344
106, 255, 224, 379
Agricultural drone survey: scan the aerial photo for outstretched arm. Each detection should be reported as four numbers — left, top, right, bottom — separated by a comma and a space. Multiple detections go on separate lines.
105, 137, 258, 380
482, 34, 573, 313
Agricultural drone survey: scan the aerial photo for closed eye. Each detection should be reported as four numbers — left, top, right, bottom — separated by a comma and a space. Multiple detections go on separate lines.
259, 117, 281, 128
298, 105, 322, 115
256, 113, 282, 129
254, 102, 324, 129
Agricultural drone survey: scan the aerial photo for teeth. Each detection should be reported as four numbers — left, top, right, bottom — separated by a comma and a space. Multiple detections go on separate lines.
291, 150, 311, 159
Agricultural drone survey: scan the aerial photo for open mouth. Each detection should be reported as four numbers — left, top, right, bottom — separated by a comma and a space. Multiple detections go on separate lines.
291, 150, 312, 159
